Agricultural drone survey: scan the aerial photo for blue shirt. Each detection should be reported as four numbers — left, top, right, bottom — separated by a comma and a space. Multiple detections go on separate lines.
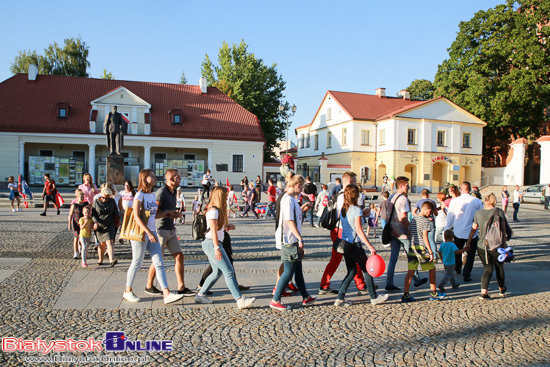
341, 205, 362, 243
330, 184, 343, 197
439, 241, 459, 266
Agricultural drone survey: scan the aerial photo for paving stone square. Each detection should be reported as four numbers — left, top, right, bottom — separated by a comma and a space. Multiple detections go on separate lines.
0, 195, 549, 366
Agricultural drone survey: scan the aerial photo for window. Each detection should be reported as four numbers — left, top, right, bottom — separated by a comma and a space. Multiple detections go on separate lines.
327, 108, 332, 120
306, 133, 310, 148
361, 130, 370, 145
59, 108, 67, 118
170, 109, 183, 124
407, 129, 416, 145
379, 130, 386, 145
184, 154, 196, 160
72, 151, 85, 160
56, 102, 70, 119
342, 128, 347, 146
437, 131, 446, 147
314, 134, 319, 150
232, 154, 244, 172
39, 150, 53, 156
299, 135, 304, 149
327, 131, 332, 148
463, 133, 471, 148
173, 114, 182, 124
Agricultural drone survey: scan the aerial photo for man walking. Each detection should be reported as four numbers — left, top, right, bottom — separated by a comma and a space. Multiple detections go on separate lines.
146, 169, 195, 296
303, 176, 317, 226
445, 181, 483, 282
385, 176, 427, 292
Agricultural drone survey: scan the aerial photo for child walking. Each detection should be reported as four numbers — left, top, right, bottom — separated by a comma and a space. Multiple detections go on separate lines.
402, 201, 445, 302
192, 195, 201, 218
437, 229, 464, 293
78, 206, 94, 267
176, 187, 186, 224
366, 202, 377, 238
68, 189, 88, 259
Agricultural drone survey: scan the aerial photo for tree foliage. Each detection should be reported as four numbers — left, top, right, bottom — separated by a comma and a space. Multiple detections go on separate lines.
179, 71, 187, 84
100, 69, 114, 80
433, 0, 550, 156
10, 37, 90, 77
404, 79, 435, 100
201, 40, 287, 160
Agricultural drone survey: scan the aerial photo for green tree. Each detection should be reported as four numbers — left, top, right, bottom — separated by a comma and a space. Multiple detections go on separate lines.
404, 79, 435, 100
100, 69, 114, 80
10, 37, 90, 77
179, 71, 187, 84
201, 40, 287, 160
433, 0, 550, 161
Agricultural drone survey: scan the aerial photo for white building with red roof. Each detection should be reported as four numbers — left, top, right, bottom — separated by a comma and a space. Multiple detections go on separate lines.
0, 69, 265, 187
296, 88, 486, 192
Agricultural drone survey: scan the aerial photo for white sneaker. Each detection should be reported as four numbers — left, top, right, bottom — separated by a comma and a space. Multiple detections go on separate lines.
194, 294, 213, 304
163, 292, 184, 304
12, 209, 15, 212
123, 291, 140, 303
17, 208, 22, 212
370, 293, 389, 305
236, 296, 256, 309
334, 299, 352, 307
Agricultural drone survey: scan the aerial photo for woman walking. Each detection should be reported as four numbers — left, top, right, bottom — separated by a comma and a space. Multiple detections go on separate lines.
270, 174, 316, 311
501, 186, 510, 214
512, 185, 523, 222
8, 176, 21, 212
92, 186, 119, 267
201, 169, 212, 200
78, 173, 99, 207
466, 193, 511, 299
123, 169, 183, 304
194, 186, 256, 309
335, 184, 389, 306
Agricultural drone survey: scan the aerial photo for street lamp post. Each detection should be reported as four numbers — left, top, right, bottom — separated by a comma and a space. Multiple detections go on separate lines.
278, 103, 297, 153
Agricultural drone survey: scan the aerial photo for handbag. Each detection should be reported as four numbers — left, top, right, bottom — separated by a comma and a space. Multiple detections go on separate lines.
333, 234, 357, 255
119, 206, 150, 242
381, 194, 403, 244
279, 197, 300, 262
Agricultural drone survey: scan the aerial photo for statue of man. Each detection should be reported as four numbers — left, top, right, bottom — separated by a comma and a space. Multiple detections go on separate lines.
104, 106, 124, 155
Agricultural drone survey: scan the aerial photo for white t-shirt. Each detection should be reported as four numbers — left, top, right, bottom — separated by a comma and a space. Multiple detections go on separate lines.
205, 208, 224, 240
176, 193, 185, 209
8, 182, 18, 191
227, 190, 235, 205
435, 205, 447, 228
120, 190, 134, 210
134, 191, 158, 232
201, 174, 211, 185
275, 194, 302, 249
513, 189, 521, 203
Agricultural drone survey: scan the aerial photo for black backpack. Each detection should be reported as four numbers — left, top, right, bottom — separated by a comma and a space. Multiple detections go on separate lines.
320, 192, 342, 230
192, 205, 216, 241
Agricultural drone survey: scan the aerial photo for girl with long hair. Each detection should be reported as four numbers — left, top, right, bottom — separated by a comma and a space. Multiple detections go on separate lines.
194, 186, 256, 309
123, 169, 183, 305
78, 173, 99, 206
335, 184, 389, 306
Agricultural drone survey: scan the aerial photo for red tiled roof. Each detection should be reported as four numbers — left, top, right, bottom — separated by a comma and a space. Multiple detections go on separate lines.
327, 164, 351, 169
536, 135, 550, 142
511, 138, 528, 145
0, 74, 265, 142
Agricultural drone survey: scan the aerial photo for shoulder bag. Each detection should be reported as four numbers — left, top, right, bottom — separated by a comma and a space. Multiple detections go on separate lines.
381, 194, 403, 244
119, 201, 150, 242
280, 197, 300, 262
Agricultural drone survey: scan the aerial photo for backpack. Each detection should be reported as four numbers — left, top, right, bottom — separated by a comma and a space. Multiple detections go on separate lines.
320, 192, 342, 230
192, 205, 216, 241
484, 209, 512, 251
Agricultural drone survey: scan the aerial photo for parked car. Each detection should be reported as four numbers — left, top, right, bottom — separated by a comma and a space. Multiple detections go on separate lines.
521, 184, 546, 204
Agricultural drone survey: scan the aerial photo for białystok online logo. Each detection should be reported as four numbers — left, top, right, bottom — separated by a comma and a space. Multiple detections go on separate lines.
2, 332, 172, 354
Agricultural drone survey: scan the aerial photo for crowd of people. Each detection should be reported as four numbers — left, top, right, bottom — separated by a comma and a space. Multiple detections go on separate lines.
26, 167, 518, 309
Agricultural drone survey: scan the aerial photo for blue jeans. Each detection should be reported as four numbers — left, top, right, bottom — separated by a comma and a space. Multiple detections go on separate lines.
386, 237, 420, 287
127, 234, 168, 289
379, 219, 387, 232
428, 228, 437, 255
273, 260, 309, 302
267, 202, 276, 217
513, 202, 520, 221
201, 238, 241, 300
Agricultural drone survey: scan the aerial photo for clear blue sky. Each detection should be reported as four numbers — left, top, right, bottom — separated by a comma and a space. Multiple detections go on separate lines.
1, 0, 504, 140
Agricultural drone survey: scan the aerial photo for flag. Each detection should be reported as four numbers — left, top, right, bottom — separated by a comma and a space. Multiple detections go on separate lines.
56, 192, 65, 207
226, 177, 231, 190
18, 174, 33, 208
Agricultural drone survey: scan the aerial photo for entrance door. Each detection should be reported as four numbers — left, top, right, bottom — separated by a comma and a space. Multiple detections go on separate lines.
433, 162, 448, 192
404, 164, 416, 192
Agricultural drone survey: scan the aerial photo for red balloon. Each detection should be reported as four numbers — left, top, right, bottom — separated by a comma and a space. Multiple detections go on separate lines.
255, 209, 260, 214
260, 208, 266, 214
366, 254, 386, 277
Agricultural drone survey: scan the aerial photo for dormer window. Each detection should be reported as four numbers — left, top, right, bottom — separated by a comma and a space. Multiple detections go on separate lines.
170, 109, 183, 124
56, 102, 71, 119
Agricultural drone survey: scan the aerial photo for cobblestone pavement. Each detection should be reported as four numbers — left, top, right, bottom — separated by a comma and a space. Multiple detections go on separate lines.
0, 200, 549, 366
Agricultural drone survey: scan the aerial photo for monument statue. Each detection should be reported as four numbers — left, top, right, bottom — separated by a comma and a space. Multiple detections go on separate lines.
104, 106, 125, 155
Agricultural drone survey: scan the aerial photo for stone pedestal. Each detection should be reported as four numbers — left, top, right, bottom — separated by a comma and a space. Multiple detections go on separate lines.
106, 155, 125, 185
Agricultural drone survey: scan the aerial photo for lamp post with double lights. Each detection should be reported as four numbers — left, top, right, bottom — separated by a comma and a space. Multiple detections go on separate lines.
278, 103, 297, 153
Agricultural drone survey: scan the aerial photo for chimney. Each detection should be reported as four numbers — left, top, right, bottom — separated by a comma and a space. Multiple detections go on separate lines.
199, 77, 208, 94
375, 87, 386, 98
28, 64, 38, 81
398, 90, 410, 100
